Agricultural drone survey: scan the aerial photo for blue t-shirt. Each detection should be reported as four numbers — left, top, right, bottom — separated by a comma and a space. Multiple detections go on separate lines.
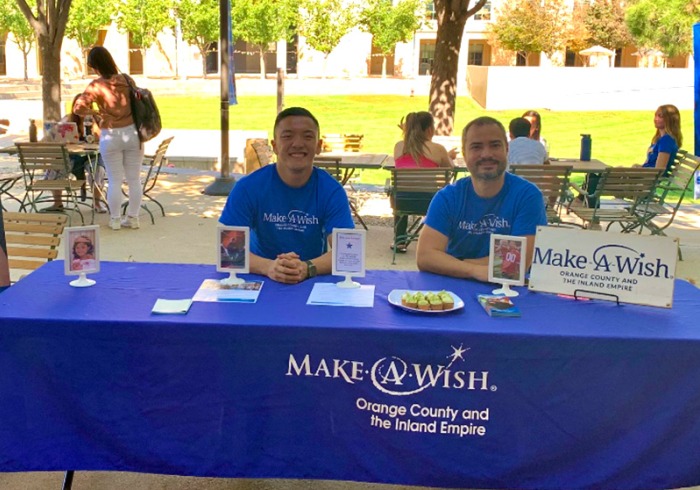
643, 134, 678, 175
219, 164, 354, 261
424, 173, 547, 259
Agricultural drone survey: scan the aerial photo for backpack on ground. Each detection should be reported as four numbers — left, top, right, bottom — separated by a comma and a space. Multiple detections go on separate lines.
123, 74, 162, 143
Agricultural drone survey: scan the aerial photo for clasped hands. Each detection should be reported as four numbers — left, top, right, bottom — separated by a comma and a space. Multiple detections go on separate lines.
265, 252, 308, 284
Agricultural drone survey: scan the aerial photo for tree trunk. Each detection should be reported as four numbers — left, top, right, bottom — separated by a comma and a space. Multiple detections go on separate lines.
39, 37, 63, 122
259, 46, 266, 80
382, 56, 387, 78
23, 53, 29, 81
429, 0, 488, 136
200, 45, 208, 77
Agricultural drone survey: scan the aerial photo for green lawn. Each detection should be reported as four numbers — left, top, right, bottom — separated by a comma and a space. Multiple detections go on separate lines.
158, 95, 697, 201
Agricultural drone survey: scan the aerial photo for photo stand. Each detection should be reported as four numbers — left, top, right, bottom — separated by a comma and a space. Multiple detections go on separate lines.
491, 283, 518, 297
70, 272, 96, 288
64, 225, 100, 288
217, 225, 250, 286
332, 228, 366, 290
488, 234, 527, 298
220, 273, 245, 287
336, 274, 361, 289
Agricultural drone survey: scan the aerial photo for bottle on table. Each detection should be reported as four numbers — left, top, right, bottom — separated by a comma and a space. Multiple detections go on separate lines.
580, 134, 592, 161
29, 119, 37, 142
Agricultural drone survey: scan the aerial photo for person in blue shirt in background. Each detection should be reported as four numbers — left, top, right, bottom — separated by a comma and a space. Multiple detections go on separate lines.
416, 116, 547, 282
642, 104, 682, 176
219, 107, 354, 284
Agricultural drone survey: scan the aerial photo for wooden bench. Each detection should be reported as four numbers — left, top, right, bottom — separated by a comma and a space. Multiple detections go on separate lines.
322, 134, 364, 153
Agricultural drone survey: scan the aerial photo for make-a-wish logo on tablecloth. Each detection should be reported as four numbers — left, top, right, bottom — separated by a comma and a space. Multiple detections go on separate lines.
285, 344, 497, 396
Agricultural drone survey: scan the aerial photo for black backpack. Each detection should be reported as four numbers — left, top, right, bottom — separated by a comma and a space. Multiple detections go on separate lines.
123, 74, 162, 143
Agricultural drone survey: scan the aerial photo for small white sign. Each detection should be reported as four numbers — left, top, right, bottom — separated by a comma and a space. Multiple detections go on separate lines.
64, 225, 99, 287
332, 228, 366, 288
529, 227, 678, 308
488, 234, 527, 297
217, 225, 250, 285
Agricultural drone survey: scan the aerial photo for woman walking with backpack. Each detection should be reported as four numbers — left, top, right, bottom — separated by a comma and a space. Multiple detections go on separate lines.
74, 46, 144, 230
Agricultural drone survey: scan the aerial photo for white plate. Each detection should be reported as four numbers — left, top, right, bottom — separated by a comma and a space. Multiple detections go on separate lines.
388, 289, 465, 314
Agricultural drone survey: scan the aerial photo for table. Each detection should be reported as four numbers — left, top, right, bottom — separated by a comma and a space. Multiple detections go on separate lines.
1, 261, 700, 490
317, 152, 388, 183
549, 157, 609, 173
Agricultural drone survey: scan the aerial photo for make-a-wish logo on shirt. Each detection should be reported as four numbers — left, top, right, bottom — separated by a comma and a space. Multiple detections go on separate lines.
264, 210, 319, 232
458, 214, 509, 234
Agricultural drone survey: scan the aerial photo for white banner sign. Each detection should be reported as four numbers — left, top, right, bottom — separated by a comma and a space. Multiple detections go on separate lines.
529, 227, 678, 308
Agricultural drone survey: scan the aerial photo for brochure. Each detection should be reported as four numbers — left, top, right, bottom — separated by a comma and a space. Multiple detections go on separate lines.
477, 294, 521, 317
192, 278, 264, 303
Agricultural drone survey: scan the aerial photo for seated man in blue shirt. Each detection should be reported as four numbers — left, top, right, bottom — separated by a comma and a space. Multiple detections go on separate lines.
416, 116, 547, 282
219, 107, 354, 284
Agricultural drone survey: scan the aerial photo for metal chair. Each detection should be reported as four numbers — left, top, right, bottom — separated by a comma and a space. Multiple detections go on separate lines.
314, 155, 368, 230
121, 136, 174, 224
510, 164, 578, 227
16, 142, 89, 225
568, 167, 663, 231
388, 168, 453, 264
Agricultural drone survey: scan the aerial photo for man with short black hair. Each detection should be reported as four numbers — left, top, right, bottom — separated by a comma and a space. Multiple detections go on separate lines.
219, 107, 354, 284
507, 117, 547, 168
416, 116, 547, 282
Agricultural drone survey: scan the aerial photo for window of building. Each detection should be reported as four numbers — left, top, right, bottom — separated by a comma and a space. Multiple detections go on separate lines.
419, 40, 435, 75
128, 32, 144, 74
205, 42, 218, 74
565, 49, 576, 67
426, 2, 437, 21
474, 0, 491, 21
468, 43, 484, 65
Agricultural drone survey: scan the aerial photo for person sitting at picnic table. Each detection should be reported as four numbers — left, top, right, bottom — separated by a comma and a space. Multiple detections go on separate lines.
219, 107, 354, 284
45, 94, 108, 213
522, 110, 548, 154
641, 104, 682, 176
0, 118, 9, 135
507, 117, 547, 169
391, 111, 454, 253
416, 116, 547, 282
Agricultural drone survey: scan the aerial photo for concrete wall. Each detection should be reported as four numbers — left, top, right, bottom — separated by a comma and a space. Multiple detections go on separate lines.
467, 65, 694, 111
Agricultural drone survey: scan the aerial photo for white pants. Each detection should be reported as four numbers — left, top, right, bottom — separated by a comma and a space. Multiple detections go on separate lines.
99, 125, 144, 219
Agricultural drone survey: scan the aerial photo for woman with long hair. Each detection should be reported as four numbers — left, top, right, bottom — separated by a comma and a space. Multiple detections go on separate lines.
74, 46, 144, 230
392, 112, 454, 253
393, 112, 454, 169
642, 104, 682, 175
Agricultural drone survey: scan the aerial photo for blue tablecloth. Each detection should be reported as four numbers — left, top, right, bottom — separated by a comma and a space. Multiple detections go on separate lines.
1, 261, 699, 490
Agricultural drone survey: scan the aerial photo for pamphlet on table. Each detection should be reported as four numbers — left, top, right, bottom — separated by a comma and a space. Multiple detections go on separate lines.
307, 282, 375, 307
193, 278, 264, 303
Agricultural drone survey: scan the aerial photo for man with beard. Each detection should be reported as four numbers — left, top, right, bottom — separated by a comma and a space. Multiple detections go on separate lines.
416, 116, 546, 282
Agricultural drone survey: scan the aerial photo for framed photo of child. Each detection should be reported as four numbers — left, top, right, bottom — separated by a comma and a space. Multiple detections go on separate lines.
488, 234, 526, 295
64, 225, 100, 276
216, 225, 249, 274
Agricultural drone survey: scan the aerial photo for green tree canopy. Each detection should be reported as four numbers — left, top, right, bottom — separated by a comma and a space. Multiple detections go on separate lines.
299, 0, 359, 76
584, 0, 632, 49
489, 0, 570, 61
360, 0, 425, 77
176, 0, 218, 77
66, 0, 116, 74
626, 0, 693, 59
116, 0, 175, 52
230, 0, 298, 79
0, 0, 36, 80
